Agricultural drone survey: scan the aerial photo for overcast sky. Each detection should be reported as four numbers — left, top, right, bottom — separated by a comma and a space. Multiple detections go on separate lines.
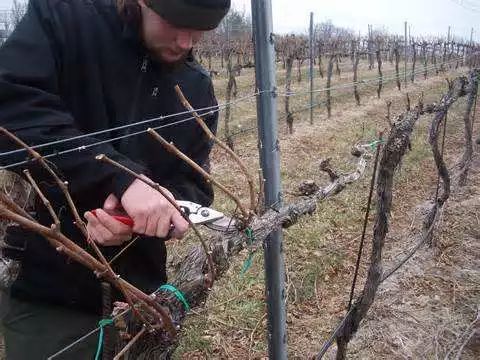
0, 0, 478, 41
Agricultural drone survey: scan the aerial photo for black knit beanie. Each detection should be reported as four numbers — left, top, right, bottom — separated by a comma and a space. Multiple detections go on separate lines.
148, 0, 231, 30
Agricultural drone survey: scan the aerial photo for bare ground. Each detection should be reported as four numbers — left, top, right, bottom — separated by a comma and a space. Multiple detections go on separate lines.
344, 153, 480, 360
172, 64, 480, 359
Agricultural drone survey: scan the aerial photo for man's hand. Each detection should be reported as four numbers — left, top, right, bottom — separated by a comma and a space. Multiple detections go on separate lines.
120, 177, 189, 239
84, 194, 133, 246
84, 177, 189, 246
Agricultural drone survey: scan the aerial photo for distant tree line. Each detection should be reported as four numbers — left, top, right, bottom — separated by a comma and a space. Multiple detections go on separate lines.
0, 0, 27, 44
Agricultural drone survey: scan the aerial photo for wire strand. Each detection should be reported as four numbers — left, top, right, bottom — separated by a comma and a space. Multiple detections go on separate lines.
277, 54, 471, 98
0, 108, 219, 170
0, 91, 262, 159
347, 136, 382, 311
227, 62, 467, 140
47, 307, 130, 360
0, 54, 471, 167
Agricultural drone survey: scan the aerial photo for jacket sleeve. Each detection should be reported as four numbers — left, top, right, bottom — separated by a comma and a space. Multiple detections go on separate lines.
0, 0, 147, 198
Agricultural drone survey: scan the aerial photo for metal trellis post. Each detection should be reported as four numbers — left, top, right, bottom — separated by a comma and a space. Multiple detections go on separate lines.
468, 28, 474, 66
309, 11, 314, 125
251, 1, 287, 359
404, 21, 408, 88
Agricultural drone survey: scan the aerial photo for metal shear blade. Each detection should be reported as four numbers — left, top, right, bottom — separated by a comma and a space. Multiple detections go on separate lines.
177, 200, 224, 225
177, 201, 237, 233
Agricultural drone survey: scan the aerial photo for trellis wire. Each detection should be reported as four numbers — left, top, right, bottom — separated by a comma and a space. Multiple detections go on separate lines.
0, 91, 264, 159
224, 60, 468, 141
0, 55, 469, 169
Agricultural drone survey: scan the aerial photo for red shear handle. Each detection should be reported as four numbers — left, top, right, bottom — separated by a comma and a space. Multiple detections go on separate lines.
90, 209, 134, 227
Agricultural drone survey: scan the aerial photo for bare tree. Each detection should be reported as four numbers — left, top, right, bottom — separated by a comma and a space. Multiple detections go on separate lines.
394, 40, 401, 91
10, 0, 26, 28
326, 54, 335, 118
376, 49, 383, 98
317, 40, 324, 78
0, 11, 9, 45
224, 51, 237, 149
421, 41, 428, 80
353, 51, 361, 105
285, 55, 294, 133
411, 42, 417, 83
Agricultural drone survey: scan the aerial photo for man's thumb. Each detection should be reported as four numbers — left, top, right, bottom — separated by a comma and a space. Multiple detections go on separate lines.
104, 193, 120, 210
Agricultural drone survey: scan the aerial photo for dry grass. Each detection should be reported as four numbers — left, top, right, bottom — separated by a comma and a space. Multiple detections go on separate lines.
0, 57, 477, 360
344, 101, 480, 360
169, 61, 480, 359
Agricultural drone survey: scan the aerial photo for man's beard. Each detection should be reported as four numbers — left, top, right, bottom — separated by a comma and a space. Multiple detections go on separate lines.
151, 46, 190, 69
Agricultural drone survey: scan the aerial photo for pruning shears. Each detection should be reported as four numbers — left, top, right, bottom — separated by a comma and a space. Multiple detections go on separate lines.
91, 200, 236, 232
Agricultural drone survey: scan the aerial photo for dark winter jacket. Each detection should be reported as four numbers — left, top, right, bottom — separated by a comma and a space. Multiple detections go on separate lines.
0, 0, 217, 314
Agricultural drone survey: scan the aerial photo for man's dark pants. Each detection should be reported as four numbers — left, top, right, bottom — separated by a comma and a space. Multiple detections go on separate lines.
0, 292, 99, 359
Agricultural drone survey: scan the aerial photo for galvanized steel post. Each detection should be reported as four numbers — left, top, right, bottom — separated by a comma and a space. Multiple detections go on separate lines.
404, 21, 408, 88
251, 1, 287, 359
309, 12, 315, 125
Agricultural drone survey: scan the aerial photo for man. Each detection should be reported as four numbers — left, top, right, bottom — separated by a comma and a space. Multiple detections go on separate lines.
0, 0, 230, 358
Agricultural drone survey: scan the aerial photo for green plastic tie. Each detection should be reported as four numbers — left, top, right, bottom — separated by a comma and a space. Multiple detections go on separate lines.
158, 284, 190, 312
94, 318, 114, 360
241, 228, 256, 275
367, 139, 385, 150
241, 255, 254, 275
